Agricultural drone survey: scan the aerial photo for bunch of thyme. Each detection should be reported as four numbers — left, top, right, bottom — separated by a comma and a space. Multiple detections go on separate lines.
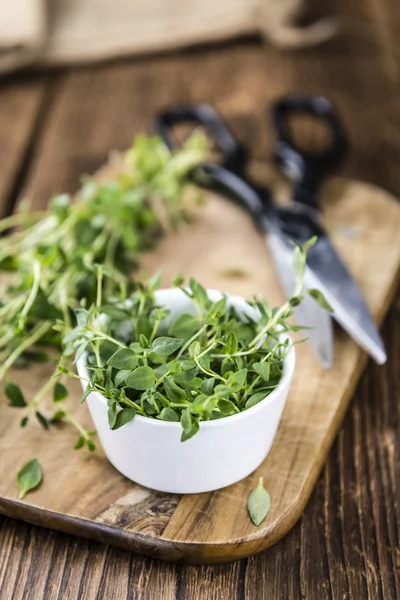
53, 238, 329, 444
2, 133, 206, 440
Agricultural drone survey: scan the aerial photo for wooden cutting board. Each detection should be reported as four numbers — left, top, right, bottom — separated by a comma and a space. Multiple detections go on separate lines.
0, 164, 399, 564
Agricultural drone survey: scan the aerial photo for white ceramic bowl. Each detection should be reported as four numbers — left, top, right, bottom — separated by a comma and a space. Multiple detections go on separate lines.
77, 288, 295, 494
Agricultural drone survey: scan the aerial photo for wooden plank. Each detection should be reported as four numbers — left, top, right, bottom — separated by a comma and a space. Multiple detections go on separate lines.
0, 518, 180, 600
1, 0, 400, 589
20, 44, 271, 210
243, 312, 400, 600
0, 79, 47, 217
19, 41, 400, 214
0, 160, 399, 563
140, 176, 400, 562
178, 563, 244, 599
0, 312, 398, 599
0, 306, 398, 599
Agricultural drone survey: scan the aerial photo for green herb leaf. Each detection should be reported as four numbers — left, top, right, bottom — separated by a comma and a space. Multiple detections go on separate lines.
168, 313, 198, 340
218, 398, 238, 415
190, 393, 211, 416
148, 270, 162, 290
201, 377, 215, 395
75, 436, 85, 450
226, 368, 248, 392
86, 439, 96, 451
51, 409, 65, 423
253, 362, 270, 382
114, 369, 131, 387
224, 331, 238, 355
189, 341, 201, 359
99, 305, 130, 320
145, 350, 163, 365
289, 295, 303, 307
138, 333, 149, 349
244, 390, 268, 409
112, 408, 136, 430
74, 341, 88, 364
107, 348, 138, 370
126, 366, 156, 390
189, 279, 209, 308
209, 297, 227, 318
141, 393, 159, 415
307, 289, 334, 312
172, 272, 185, 287
221, 357, 235, 376
158, 407, 179, 421
164, 377, 186, 403
204, 313, 218, 326
53, 381, 68, 403
79, 385, 92, 404
303, 236, 317, 252
180, 408, 200, 441
213, 384, 233, 398
129, 342, 145, 354
75, 308, 89, 328
17, 458, 42, 499
137, 315, 152, 339
35, 411, 49, 429
20, 416, 29, 427
151, 336, 184, 356
179, 359, 197, 372
293, 245, 306, 288
107, 400, 118, 429
247, 476, 271, 526
5, 382, 26, 407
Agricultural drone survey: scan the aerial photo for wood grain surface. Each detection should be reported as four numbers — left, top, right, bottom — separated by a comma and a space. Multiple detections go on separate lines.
0, 0, 400, 594
1, 166, 399, 564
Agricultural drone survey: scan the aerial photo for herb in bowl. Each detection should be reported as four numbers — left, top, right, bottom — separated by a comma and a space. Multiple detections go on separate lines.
60, 237, 329, 443
1, 133, 206, 437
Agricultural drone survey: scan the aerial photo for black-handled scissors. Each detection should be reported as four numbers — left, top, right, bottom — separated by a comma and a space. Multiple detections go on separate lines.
155, 103, 270, 225
155, 97, 386, 367
155, 98, 343, 241
272, 95, 347, 210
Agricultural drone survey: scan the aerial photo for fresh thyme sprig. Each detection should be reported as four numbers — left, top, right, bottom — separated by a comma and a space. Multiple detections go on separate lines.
2, 133, 207, 439
48, 237, 330, 445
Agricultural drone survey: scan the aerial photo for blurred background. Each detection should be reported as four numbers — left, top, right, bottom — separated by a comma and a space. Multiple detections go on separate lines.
0, 2, 400, 597
0, 0, 399, 210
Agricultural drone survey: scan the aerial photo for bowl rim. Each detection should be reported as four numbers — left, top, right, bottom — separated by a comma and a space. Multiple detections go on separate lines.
76, 287, 296, 429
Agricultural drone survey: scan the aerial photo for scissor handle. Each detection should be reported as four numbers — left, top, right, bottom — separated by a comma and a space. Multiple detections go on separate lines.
271, 95, 347, 202
155, 104, 271, 222
155, 103, 246, 173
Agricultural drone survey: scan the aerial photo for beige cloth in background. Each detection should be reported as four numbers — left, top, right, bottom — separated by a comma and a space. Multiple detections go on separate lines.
0, 0, 336, 75
0, 0, 45, 74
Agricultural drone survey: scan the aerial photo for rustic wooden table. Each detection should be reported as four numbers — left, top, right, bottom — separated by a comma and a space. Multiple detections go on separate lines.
0, 0, 399, 596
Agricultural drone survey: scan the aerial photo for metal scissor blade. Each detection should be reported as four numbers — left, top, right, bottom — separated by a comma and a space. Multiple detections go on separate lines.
265, 230, 334, 369
304, 235, 387, 364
